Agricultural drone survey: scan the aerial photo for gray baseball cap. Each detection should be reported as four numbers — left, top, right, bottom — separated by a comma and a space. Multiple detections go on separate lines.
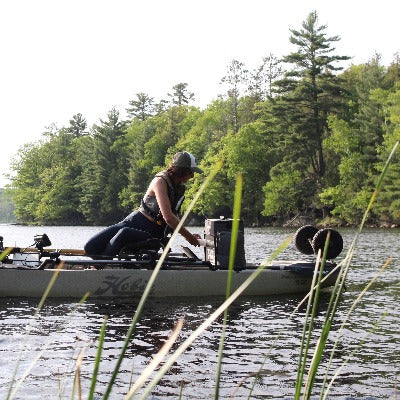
172, 151, 203, 174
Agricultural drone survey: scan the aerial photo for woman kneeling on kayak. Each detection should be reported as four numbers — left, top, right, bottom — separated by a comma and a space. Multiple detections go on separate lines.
84, 151, 203, 257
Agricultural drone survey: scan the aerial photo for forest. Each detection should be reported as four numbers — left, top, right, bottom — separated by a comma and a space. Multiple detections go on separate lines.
4, 11, 400, 227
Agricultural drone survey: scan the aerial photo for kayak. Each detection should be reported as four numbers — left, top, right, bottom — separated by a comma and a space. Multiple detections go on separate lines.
0, 219, 343, 299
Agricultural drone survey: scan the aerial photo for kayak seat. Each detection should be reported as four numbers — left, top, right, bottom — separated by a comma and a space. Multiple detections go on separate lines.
122, 238, 162, 252
118, 238, 163, 263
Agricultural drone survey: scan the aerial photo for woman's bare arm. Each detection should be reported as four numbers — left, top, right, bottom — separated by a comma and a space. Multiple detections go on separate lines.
152, 177, 200, 246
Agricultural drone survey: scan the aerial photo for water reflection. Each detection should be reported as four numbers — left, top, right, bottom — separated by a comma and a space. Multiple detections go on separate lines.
1, 291, 396, 399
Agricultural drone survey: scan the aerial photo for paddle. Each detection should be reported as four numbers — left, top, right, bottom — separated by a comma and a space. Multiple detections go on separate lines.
7, 247, 86, 256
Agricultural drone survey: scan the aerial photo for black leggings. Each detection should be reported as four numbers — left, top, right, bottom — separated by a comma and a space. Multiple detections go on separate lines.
84, 211, 164, 256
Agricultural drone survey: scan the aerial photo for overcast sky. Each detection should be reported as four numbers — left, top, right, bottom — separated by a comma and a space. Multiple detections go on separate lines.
0, 0, 399, 187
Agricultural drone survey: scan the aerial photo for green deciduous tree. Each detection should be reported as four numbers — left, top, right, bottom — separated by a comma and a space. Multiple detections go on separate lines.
10, 143, 44, 223
10, 127, 86, 224
320, 56, 392, 223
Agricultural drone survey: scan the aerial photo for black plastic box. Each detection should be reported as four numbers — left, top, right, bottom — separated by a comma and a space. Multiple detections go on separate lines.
204, 218, 246, 270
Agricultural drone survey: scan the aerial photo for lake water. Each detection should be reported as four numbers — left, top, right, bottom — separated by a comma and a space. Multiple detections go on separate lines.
0, 225, 399, 399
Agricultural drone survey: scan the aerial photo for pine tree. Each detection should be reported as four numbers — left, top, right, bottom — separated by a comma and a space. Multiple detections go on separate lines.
78, 108, 128, 224
220, 60, 249, 133
249, 53, 283, 100
263, 11, 349, 217
126, 93, 155, 121
167, 83, 195, 106
66, 113, 87, 137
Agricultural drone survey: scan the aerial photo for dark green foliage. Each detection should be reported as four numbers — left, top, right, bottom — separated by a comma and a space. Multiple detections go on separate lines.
261, 11, 350, 219
7, 13, 400, 226
77, 108, 128, 225
320, 55, 399, 224
9, 130, 86, 224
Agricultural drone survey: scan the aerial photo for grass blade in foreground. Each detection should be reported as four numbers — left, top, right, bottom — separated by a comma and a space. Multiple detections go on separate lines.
7, 262, 72, 400
240, 260, 342, 400
138, 236, 292, 400
102, 161, 222, 400
294, 250, 323, 399
322, 312, 388, 399
0, 246, 13, 262
301, 140, 398, 399
8, 290, 90, 400
124, 319, 183, 399
319, 260, 392, 400
295, 238, 331, 399
214, 173, 243, 399
88, 316, 108, 400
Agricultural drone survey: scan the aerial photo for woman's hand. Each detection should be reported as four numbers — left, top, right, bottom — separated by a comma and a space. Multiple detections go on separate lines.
187, 233, 201, 246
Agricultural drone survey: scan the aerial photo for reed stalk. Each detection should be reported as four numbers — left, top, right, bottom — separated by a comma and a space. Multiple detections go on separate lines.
71, 346, 86, 400
88, 316, 108, 400
178, 381, 185, 399
298, 140, 398, 399
6, 257, 89, 400
320, 260, 392, 400
323, 312, 388, 399
295, 240, 330, 399
137, 236, 292, 399
124, 319, 183, 399
101, 160, 222, 400
214, 173, 243, 399
0, 246, 13, 262
240, 260, 342, 400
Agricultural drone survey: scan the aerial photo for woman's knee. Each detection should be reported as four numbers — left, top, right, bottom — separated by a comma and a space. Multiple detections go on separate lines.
84, 225, 123, 254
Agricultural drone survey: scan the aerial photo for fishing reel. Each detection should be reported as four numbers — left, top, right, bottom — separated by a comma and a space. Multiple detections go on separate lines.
294, 225, 343, 259
33, 234, 52, 251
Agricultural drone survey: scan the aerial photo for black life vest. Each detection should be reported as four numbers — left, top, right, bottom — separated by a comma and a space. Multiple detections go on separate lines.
139, 170, 185, 226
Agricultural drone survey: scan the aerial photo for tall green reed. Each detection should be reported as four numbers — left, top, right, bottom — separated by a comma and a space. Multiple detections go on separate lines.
101, 160, 223, 400
134, 217, 292, 399
239, 140, 399, 399
214, 173, 243, 399
296, 140, 398, 399
88, 316, 108, 400
6, 260, 90, 400
0, 246, 13, 262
